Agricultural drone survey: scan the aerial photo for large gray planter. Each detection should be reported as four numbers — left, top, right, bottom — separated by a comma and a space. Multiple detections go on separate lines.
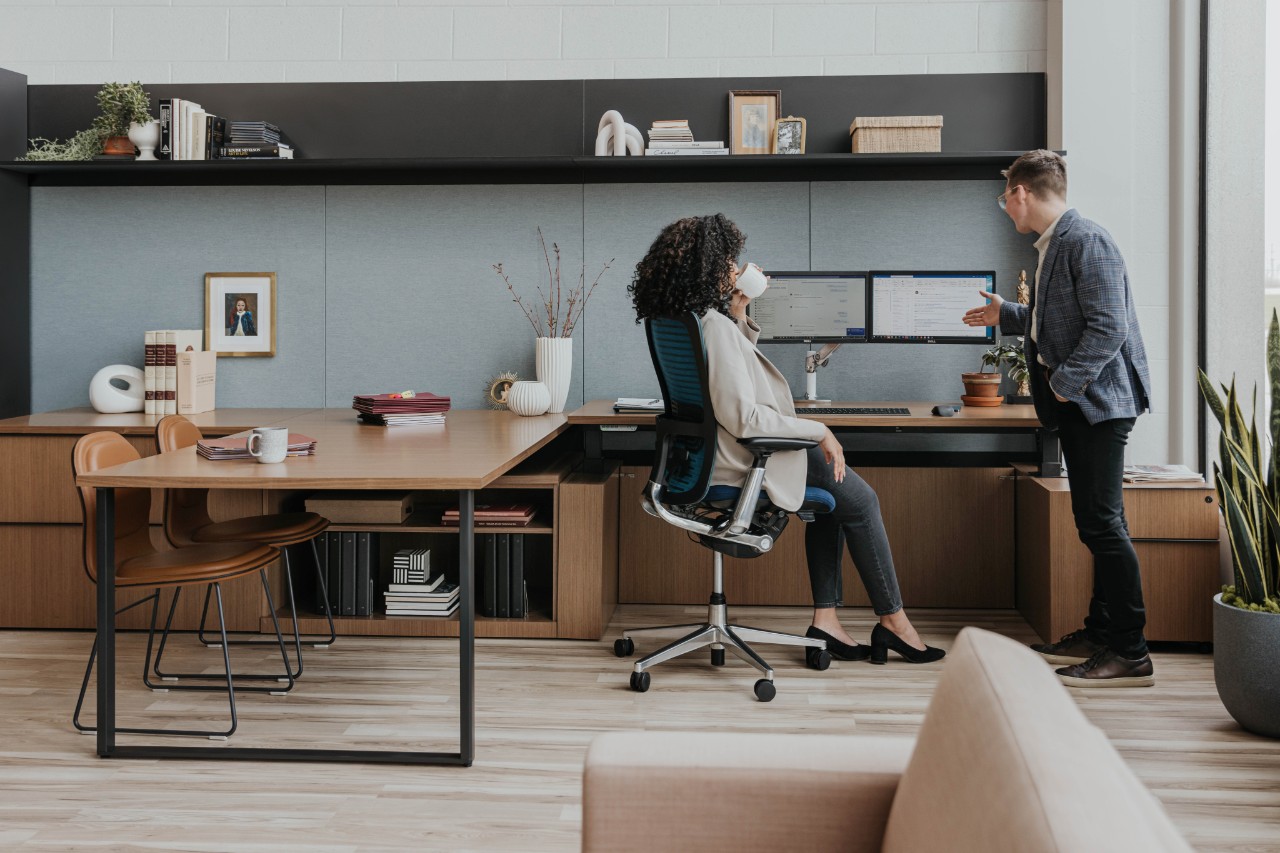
1213, 594, 1280, 738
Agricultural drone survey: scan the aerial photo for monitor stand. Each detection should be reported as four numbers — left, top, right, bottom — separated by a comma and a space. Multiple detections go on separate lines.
796, 342, 842, 403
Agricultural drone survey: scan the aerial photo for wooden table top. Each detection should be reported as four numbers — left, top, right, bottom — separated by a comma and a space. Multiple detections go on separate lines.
568, 399, 1043, 429
75, 409, 570, 490
0, 407, 320, 435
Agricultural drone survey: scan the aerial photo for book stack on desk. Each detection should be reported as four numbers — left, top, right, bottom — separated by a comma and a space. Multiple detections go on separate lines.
385, 547, 459, 617
645, 120, 727, 156
352, 392, 451, 426
613, 397, 664, 413
196, 433, 316, 460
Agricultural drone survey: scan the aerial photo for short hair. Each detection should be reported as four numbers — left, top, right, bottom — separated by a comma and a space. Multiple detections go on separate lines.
1002, 149, 1067, 200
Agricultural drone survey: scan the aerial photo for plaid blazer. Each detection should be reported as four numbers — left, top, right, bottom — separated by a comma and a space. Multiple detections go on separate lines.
998, 209, 1152, 429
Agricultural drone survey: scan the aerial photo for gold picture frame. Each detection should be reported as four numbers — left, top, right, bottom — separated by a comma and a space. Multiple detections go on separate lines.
772, 115, 807, 155
205, 272, 277, 357
728, 89, 781, 155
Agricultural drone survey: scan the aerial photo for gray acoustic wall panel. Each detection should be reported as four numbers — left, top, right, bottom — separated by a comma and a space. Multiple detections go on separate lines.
323, 185, 586, 410
582, 183, 810, 403
30, 186, 326, 412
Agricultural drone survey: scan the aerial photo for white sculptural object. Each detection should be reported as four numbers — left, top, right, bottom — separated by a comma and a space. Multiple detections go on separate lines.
594, 110, 643, 156
89, 364, 146, 413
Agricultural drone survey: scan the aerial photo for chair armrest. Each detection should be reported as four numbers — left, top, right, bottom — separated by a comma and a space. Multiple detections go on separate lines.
583, 731, 911, 853
738, 437, 820, 454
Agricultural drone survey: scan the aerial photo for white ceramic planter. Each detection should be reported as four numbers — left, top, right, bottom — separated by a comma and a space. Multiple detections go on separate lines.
128, 120, 161, 161
507, 381, 551, 417
535, 337, 573, 414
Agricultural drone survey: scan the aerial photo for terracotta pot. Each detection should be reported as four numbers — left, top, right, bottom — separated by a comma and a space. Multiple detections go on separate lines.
961, 372, 1002, 398
102, 135, 135, 156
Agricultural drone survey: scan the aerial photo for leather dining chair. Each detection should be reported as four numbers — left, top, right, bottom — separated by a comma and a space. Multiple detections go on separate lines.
72, 431, 286, 739
152, 415, 332, 684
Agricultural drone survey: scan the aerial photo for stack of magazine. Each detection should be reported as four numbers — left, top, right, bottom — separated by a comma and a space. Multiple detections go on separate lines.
1122, 464, 1204, 483
385, 549, 459, 617
353, 391, 451, 426
613, 397, 664, 413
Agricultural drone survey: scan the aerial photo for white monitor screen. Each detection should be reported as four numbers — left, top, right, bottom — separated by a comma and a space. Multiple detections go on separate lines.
870, 272, 996, 344
750, 272, 868, 342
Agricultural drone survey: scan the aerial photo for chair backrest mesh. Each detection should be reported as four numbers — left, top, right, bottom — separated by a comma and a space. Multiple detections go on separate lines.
645, 314, 718, 505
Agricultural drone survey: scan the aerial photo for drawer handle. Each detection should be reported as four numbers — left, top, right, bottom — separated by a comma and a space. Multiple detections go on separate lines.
1205, 496, 1214, 504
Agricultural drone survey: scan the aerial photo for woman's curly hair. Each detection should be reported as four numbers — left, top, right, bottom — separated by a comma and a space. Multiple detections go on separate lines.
629, 213, 746, 322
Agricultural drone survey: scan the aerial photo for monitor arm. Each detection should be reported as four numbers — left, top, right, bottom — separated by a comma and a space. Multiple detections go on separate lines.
799, 343, 842, 402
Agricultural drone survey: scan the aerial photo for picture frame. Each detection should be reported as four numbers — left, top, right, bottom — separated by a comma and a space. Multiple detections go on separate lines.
772, 115, 807, 155
205, 272, 277, 357
728, 90, 782, 155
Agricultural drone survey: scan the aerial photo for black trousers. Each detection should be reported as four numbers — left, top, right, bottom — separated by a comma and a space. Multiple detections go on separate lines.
1054, 399, 1148, 657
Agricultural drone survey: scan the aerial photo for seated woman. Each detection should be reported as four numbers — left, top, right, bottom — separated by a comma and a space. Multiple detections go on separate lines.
628, 213, 944, 664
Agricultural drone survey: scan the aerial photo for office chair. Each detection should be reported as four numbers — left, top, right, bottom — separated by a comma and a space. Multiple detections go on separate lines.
152, 415, 333, 687
71, 432, 287, 739
613, 313, 835, 701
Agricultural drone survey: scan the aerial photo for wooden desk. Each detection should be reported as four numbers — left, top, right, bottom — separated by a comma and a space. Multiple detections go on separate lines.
75, 408, 568, 766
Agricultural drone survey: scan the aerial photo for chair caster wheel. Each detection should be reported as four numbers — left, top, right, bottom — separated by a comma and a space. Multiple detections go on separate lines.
754, 679, 776, 702
806, 647, 832, 671
614, 638, 634, 657
629, 671, 650, 693
711, 648, 725, 666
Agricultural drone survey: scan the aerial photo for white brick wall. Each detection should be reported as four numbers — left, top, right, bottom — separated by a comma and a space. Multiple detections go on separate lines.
0, 1, 1047, 85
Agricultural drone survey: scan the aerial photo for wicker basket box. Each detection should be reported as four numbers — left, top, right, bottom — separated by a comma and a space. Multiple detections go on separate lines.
848, 115, 943, 153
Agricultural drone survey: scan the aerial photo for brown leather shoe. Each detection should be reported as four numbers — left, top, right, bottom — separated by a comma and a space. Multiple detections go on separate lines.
1056, 649, 1154, 688
1030, 628, 1105, 665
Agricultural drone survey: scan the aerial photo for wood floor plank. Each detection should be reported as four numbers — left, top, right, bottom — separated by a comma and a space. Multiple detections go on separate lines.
0, 606, 1277, 852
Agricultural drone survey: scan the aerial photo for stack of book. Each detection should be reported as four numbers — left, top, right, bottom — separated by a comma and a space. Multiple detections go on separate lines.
157, 99, 223, 161
1123, 464, 1204, 483
143, 330, 206, 415
612, 397, 664, 413
480, 533, 528, 618
440, 503, 536, 527
352, 392, 451, 426
222, 121, 294, 159
196, 433, 317, 460
384, 548, 459, 617
315, 531, 379, 616
645, 120, 726, 157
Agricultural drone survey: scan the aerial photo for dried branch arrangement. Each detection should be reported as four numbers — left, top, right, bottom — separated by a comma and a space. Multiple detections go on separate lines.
493, 228, 613, 338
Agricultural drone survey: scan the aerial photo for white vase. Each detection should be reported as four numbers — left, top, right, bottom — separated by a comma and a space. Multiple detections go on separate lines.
128, 120, 161, 161
507, 381, 551, 417
535, 337, 573, 414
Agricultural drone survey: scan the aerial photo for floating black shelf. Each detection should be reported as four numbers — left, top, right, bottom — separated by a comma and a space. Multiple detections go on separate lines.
0, 152, 1027, 187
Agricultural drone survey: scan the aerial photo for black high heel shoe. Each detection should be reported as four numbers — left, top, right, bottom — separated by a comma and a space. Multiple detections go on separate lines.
805, 626, 872, 662
870, 624, 946, 664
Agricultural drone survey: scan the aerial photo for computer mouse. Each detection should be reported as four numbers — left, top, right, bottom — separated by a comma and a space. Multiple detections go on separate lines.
932, 405, 958, 417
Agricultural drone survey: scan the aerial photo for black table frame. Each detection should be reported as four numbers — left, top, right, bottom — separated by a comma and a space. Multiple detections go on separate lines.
93, 487, 475, 766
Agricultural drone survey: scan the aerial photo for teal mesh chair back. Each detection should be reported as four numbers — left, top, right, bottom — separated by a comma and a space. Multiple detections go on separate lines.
645, 314, 718, 505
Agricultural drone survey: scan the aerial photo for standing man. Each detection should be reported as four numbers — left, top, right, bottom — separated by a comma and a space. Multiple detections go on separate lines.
963, 150, 1155, 687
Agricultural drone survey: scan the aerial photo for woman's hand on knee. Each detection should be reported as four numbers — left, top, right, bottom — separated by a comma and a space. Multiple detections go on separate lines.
819, 428, 846, 483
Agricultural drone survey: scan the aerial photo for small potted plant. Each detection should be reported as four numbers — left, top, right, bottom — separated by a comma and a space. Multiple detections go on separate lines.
960, 349, 1004, 407
984, 339, 1032, 404
22, 81, 154, 161
1198, 309, 1280, 739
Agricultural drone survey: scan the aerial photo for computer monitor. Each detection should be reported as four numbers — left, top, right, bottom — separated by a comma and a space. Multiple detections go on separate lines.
748, 271, 869, 343
869, 271, 997, 344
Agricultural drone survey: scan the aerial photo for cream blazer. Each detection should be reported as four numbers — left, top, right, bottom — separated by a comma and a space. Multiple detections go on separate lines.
700, 309, 827, 512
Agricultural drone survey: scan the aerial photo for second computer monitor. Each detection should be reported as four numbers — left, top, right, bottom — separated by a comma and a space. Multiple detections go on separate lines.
749, 271, 868, 343
869, 271, 996, 344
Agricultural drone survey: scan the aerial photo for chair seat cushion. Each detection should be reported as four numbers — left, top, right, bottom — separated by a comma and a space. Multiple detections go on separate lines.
704, 485, 835, 514
118, 542, 279, 588
192, 512, 329, 547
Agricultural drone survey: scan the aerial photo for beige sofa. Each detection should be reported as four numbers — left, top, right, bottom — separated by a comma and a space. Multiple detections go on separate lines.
582, 627, 1190, 853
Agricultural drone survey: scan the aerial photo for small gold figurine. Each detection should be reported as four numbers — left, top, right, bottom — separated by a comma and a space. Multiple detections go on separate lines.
1017, 269, 1030, 305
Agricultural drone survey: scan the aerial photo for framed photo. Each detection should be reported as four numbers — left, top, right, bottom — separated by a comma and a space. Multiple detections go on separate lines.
205, 272, 276, 357
772, 116, 807, 155
728, 90, 781, 155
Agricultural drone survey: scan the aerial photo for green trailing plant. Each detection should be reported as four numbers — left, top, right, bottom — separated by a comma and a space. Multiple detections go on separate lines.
20, 81, 154, 162
1198, 308, 1280, 614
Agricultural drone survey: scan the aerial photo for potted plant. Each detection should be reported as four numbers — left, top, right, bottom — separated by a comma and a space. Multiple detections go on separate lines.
1197, 309, 1280, 738
960, 349, 1004, 407
493, 227, 612, 414
984, 339, 1032, 404
22, 81, 154, 161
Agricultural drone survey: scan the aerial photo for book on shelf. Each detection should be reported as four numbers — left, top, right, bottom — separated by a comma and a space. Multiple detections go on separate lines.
644, 148, 729, 156
1123, 464, 1204, 483
176, 349, 216, 415
218, 144, 294, 159
385, 601, 460, 617
306, 492, 414, 524
157, 100, 173, 160
387, 577, 444, 594
613, 397, 664, 412
385, 581, 459, 616
647, 140, 724, 149
384, 584, 458, 603
357, 412, 446, 427
144, 331, 157, 415
196, 433, 317, 460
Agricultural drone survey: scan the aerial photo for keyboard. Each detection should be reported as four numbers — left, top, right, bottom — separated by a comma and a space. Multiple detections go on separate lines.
797, 407, 911, 416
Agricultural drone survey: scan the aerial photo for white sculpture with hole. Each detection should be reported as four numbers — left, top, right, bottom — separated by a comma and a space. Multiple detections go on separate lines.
594, 110, 643, 156
89, 364, 146, 413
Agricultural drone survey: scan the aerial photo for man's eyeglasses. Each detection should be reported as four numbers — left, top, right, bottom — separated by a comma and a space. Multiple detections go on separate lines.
997, 185, 1024, 211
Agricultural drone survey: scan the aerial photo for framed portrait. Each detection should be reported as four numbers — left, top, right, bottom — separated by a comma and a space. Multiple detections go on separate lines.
772, 116, 807, 155
728, 90, 781, 155
205, 272, 276, 357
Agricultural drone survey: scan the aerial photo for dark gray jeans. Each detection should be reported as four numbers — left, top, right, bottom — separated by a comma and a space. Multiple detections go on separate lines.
803, 446, 904, 615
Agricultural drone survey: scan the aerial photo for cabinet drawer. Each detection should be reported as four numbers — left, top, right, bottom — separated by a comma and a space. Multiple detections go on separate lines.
1125, 487, 1218, 540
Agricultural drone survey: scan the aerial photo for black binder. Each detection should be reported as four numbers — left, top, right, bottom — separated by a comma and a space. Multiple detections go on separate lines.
481, 533, 497, 618
314, 532, 329, 612
355, 533, 376, 617
510, 534, 525, 618
496, 534, 510, 618
326, 532, 342, 613
340, 532, 357, 616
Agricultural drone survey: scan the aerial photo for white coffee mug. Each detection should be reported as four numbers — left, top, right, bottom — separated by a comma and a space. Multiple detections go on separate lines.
247, 427, 288, 464
736, 263, 768, 299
